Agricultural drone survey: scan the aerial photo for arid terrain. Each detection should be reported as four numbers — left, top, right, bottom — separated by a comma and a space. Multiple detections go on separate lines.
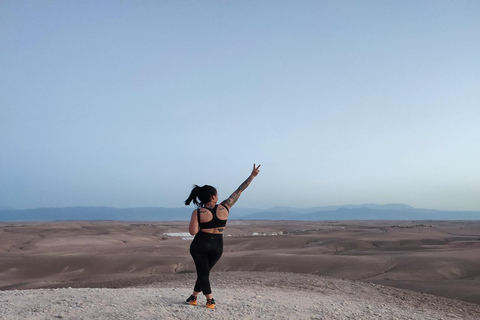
1, 220, 480, 318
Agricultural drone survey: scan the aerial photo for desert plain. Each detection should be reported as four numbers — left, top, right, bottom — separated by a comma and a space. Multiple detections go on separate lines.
1, 220, 480, 319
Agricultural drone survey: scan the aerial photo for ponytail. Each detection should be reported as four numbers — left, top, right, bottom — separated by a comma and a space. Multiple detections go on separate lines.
184, 185, 217, 207
185, 185, 202, 206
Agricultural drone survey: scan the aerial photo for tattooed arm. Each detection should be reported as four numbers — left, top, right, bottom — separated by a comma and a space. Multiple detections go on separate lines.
221, 164, 261, 210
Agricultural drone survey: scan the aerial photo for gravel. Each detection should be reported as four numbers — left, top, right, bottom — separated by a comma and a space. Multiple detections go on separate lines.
1, 272, 479, 320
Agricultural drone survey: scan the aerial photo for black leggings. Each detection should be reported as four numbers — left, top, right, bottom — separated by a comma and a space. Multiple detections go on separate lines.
190, 231, 223, 295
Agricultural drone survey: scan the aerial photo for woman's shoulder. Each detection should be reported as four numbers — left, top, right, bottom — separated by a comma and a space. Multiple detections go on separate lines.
197, 207, 211, 214
218, 203, 229, 212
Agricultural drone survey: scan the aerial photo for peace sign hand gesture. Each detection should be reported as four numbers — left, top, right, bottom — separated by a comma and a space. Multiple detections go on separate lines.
251, 163, 261, 177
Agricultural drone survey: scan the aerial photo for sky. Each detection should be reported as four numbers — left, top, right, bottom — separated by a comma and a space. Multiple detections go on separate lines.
1, 1, 479, 211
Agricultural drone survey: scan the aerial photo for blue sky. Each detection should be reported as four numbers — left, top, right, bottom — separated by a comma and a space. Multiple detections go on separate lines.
1, 1, 479, 211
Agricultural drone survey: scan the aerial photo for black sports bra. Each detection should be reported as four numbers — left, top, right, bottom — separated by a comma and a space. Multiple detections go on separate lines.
198, 205, 228, 229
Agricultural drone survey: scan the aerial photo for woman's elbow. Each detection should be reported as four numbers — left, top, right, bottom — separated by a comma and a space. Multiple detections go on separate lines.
189, 228, 198, 236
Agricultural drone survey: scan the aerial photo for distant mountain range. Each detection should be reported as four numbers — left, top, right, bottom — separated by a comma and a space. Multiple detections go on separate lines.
1, 203, 479, 221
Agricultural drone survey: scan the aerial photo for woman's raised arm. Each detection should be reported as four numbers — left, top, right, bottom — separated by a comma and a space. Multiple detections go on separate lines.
221, 164, 261, 210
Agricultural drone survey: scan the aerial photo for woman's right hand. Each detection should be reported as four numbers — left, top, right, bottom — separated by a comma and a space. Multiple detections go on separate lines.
251, 163, 261, 177
221, 163, 261, 209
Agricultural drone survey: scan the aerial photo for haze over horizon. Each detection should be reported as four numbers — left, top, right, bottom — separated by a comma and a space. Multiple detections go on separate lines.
0, 202, 475, 212
1, 1, 479, 211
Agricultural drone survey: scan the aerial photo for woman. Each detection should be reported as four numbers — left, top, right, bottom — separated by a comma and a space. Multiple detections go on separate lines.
184, 164, 261, 309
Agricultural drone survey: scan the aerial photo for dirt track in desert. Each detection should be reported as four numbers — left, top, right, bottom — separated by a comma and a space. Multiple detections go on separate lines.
1, 220, 480, 307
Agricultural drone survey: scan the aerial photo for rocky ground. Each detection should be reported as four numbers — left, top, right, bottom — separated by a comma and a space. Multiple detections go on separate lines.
1, 272, 479, 320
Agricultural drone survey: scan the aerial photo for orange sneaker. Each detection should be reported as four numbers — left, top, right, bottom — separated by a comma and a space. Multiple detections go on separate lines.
206, 298, 216, 309
186, 295, 197, 306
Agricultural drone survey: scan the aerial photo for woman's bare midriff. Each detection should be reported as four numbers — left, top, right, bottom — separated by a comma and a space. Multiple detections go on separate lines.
200, 227, 226, 234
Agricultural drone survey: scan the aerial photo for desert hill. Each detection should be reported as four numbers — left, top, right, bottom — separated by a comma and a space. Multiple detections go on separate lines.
1, 204, 480, 221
